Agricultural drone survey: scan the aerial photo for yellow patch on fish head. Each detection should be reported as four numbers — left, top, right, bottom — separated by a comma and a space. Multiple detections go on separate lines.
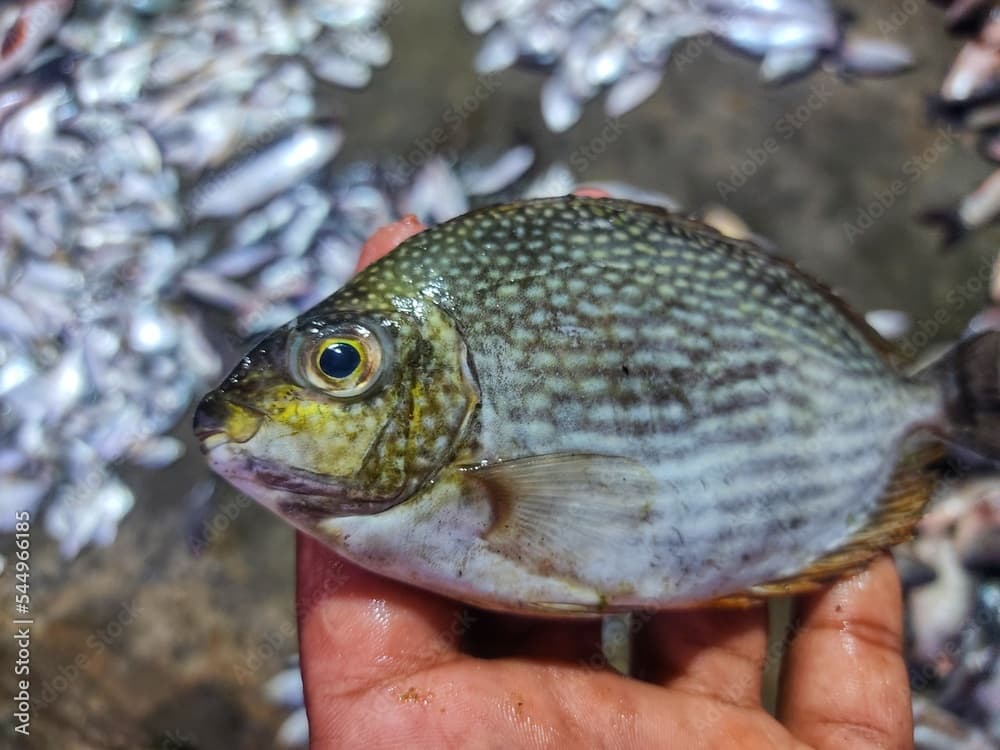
194, 302, 479, 527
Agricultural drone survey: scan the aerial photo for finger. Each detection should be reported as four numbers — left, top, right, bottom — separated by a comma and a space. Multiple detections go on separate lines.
297, 533, 464, 701
356, 213, 425, 269
778, 555, 911, 750
573, 187, 610, 198
637, 605, 769, 709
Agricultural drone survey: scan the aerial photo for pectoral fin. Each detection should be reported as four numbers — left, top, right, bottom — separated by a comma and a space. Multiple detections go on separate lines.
461, 453, 658, 582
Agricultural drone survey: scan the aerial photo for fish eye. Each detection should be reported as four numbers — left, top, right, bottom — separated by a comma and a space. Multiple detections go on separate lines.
295, 323, 385, 399
317, 341, 362, 380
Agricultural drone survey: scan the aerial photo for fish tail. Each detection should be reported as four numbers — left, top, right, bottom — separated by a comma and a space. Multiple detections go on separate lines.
919, 207, 967, 248
936, 330, 1000, 459
925, 94, 967, 125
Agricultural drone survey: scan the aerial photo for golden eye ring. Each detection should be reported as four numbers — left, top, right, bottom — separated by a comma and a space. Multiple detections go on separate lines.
299, 324, 384, 399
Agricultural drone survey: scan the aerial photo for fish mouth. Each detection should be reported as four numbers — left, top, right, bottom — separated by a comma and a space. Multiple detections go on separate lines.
205, 446, 344, 497
204, 444, 399, 517
197, 430, 231, 452
193, 391, 266, 449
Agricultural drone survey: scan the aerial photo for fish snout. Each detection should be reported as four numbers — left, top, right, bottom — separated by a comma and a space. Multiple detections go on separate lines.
194, 391, 264, 450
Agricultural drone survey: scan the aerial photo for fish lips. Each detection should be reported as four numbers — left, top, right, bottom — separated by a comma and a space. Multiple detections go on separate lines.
203, 443, 396, 520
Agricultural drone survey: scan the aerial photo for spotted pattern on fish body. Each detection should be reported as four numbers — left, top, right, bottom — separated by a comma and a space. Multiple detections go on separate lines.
199, 196, 947, 613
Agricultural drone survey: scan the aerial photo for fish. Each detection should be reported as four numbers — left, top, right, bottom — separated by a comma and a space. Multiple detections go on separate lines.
969, 104, 1000, 132
938, 38, 1000, 109
913, 695, 998, 750
462, 0, 909, 133
864, 309, 911, 341
930, 16, 1000, 123
195, 196, 1000, 614
893, 546, 937, 588
834, 36, 915, 78
923, 8, 1000, 244
922, 168, 1000, 245
604, 68, 663, 117
187, 124, 343, 220
462, 144, 535, 197
263, 657, 310, 748
939, 0, 994, 35
710, 1, 839, 59
758, 47, 821, 83
0, 0, 73, 84
909, 535, 976, 664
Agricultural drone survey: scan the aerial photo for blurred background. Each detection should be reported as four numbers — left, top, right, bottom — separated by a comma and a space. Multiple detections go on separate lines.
1, 0, 998, 747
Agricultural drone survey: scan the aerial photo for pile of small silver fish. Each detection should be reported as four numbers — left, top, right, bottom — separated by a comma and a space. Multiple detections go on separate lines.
924, 1, 1000, 243
903, 63, 1000, 737
900, 477, 1000, 748
461, 0, 915, 132
0, 0, 593, 562
0, 0, 398, 558
265, 657, 309, 748
870, 272, 1000, 739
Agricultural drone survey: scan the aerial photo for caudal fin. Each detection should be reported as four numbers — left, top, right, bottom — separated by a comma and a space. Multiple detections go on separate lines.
919, 207, 968, 248
938, 330, 1000, 458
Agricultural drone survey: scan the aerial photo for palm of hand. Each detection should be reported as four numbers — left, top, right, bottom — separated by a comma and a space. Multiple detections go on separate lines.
298, 536, 909, 749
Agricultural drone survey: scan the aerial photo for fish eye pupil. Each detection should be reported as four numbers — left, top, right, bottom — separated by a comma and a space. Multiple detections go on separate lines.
318, 342, 361, 379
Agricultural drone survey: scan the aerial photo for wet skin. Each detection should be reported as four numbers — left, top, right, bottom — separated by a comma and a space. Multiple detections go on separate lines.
296, 192, 913, 750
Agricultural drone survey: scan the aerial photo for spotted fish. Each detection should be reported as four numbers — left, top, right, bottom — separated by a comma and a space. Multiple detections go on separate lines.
194, 196, 1000, 613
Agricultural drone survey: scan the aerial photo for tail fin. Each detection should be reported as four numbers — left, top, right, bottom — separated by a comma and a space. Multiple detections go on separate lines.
937, 330, 1000, 458
919, 207, 968, 248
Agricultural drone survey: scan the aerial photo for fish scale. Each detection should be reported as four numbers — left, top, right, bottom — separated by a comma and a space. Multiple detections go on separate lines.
347, 199, 888, 371
197, 196, 987, 612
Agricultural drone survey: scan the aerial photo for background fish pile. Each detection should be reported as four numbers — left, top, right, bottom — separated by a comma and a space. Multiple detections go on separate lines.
0, 0, 598, 563
0, 0, 397, 559
901, 479, 1000, 749
461, 0, 916, 132
924, 3, 1000, 244
905, 10, 1000, 742
1, 1, 999, 748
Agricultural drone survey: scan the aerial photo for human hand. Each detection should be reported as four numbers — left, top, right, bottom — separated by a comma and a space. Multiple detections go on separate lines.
296, 197, 912, 749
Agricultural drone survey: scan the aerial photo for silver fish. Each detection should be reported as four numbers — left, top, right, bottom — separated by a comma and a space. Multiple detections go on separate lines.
836, 36, 915, 77
924, 168, 1000, 244
463, 0, 907, 132
0, 0, 73, 83
188, 124, 343, 220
